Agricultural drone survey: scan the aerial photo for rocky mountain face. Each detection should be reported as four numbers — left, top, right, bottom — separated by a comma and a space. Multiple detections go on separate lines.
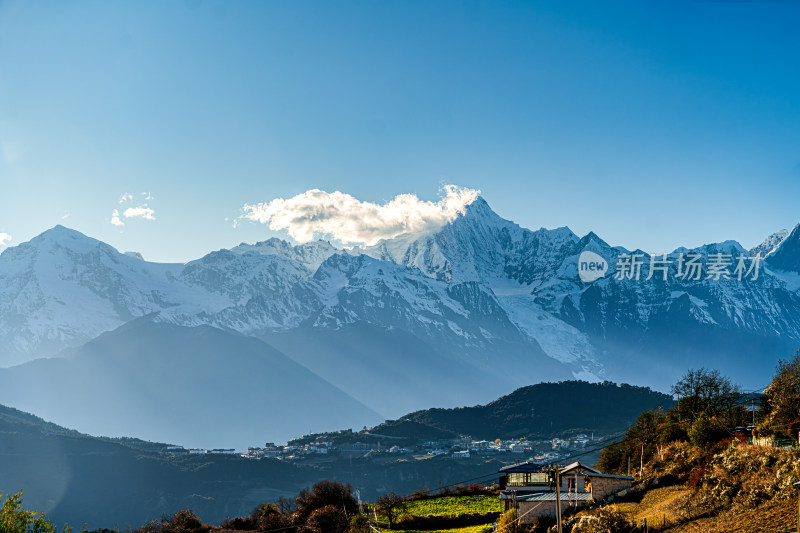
1, 199, 798, 437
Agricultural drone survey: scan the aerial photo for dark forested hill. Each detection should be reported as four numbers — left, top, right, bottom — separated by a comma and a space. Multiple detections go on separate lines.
0, 404, 309, 530
376, 381, 673, 440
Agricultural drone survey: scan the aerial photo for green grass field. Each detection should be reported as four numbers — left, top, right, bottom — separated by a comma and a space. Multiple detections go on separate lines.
405, 495, 503, 517
378, 494, 502, 533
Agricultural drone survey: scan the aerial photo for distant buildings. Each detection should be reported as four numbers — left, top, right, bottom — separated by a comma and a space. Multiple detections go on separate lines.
165, 432, 600, 464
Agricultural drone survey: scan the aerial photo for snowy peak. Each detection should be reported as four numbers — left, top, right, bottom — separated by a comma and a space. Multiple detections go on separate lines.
766, 223, 800, 274
21, 225, 107, 254
751, 229, 789, 258
230, 238, 337, 272
458, 196, 509, 227
362, 196, 581, 286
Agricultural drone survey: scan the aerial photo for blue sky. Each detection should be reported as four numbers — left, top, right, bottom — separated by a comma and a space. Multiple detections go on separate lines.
1, 1, 798, 262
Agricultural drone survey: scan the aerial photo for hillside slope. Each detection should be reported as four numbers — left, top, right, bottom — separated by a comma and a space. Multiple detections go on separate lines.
0, 317, 380, 448
371, 381, 673, 440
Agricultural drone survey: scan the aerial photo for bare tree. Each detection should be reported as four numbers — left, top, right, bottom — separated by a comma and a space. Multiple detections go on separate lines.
671, 368, 740, 425
374, 493, 409, 529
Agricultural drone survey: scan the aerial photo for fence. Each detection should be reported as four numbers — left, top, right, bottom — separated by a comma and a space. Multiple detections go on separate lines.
749, 436, 800, 449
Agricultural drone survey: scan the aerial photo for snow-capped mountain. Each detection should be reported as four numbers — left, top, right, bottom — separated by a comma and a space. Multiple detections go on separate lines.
750, 229, 789, 258
766, 223, 800, 276
0, 226, 222, 365
1, 199, 799, 399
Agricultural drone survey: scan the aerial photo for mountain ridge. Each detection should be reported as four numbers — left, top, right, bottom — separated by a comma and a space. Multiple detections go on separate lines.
1, 197, 798, 413
0, 317, 381, 448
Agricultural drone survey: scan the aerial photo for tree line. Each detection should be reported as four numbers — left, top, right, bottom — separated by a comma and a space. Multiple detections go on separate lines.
598, 349, 800, 474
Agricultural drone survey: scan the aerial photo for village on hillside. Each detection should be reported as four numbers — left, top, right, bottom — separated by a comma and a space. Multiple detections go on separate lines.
164, 431, 597, 464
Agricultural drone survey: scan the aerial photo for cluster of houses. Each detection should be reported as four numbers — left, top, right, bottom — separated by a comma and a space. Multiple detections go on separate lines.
166, 446, 237, 455
165, 433, 596, 462
498, 461, 634, 521
241, 441, 332, 459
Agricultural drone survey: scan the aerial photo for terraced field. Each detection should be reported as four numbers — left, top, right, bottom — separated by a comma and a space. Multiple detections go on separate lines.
381, 494, 502, 533
405, 495, 503, 517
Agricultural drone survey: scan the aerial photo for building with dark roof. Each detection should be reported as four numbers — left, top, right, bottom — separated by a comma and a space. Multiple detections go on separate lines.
498, 461, 634, 521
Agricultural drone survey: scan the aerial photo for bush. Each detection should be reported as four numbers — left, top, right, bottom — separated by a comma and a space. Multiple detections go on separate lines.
0, 491, 65, 533
219, 516, 255, 530
689, 417, 725, 448
348, 515, 370, 533
658, 422, 688, 444
565, 505, 630, 533
496, 507, 518, 533
295, 481, 358, 525
251, 503, 294, 533
688, 466, 706, 488
135, 510, 208, 533
160, 510, 206, 533
305, 505, 348, 533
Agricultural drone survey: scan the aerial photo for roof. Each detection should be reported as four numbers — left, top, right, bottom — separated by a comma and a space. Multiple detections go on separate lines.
518, 492, 594, 502
499, 461, 548, 473
499, 489, 550, 500
587, 472, 635, 481
560, 461, 600, 475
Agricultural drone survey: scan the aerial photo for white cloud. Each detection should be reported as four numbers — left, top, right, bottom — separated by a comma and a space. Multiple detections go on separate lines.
111, 209, 125, 227
0, 232, 11, 249
119, 192, 133, 204
123, 205, 156, 221
142, 192, 154, 201
61, 211, 70, 220
240, 184, 480, 246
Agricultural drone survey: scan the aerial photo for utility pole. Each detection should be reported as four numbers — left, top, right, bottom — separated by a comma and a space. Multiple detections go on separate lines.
627, 454, 631, 477
640, 443, 644, 478
554, 465, 562, 533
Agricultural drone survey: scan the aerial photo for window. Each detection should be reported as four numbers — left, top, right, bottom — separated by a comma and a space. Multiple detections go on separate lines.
507, 472, 550, 486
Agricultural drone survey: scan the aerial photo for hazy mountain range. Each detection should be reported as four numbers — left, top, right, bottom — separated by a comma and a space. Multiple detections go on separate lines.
1, 197, 798, 446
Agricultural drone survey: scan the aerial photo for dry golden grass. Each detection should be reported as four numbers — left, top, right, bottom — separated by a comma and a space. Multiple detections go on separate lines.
669, 496, 797, 533
609, 483, 798, 532
615, 486, 694, 527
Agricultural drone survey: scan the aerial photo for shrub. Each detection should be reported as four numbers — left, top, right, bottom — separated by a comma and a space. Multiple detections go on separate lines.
305, 505, 348, 533
251, 503, 294, 532
496, 507, 518, 533
687, 466, 706, 488
658, 422, 688, 444
348, 515, 370, 533
219, 516, 255, 531
566, 505, 630, 533
0, 491, 65, 533
160, 510, 206, 533
136, 510, 208, 533
295, 481, 358, 525
689, 417, 725, 448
